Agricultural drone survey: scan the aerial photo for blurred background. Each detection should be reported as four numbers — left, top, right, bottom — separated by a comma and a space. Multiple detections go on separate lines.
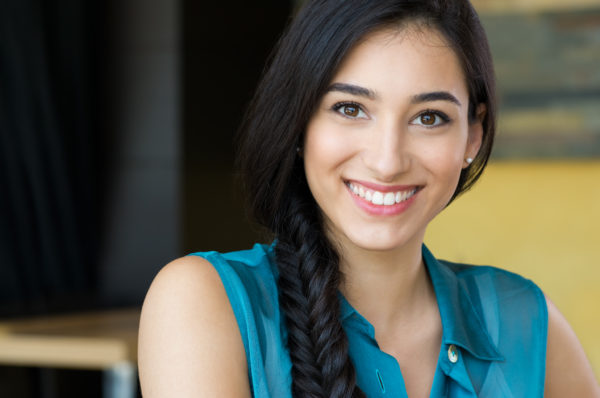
0, 0, 598, 396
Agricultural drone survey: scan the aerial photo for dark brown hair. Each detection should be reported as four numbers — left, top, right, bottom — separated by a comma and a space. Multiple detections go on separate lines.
237, 1, 496, 396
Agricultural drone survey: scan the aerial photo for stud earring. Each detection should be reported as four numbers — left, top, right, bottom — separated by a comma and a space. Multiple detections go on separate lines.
466, 157, 473, 164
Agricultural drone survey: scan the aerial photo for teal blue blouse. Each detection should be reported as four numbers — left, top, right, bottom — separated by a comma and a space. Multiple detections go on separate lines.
191, 243, 547, 397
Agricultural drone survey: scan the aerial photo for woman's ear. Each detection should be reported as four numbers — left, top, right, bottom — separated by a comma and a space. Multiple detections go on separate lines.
464, 103, 486, 168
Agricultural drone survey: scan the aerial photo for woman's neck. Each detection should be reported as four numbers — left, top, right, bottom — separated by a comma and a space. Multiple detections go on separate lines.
337, 237, 436, 333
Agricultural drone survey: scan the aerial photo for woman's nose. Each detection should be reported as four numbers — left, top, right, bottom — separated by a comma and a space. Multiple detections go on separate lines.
362, 122, 411, 182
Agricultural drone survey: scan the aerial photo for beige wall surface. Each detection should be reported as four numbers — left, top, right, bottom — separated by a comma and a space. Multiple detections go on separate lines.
426, 160, 600, 379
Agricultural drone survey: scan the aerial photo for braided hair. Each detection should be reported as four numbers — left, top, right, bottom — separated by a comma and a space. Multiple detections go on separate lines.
237, 1, 496, 396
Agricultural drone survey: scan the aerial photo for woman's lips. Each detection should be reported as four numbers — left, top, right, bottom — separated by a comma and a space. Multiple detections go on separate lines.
345, 180, 421, 215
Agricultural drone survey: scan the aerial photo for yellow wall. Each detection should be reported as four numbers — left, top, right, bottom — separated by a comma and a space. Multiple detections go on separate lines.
425, 160, 600, 379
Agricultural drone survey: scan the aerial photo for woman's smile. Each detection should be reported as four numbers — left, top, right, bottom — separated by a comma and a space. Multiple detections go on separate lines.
345, 180, 421, 215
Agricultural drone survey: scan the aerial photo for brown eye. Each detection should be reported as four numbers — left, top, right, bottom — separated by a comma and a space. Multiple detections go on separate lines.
343, 105, 359, 117
411, 110, 449, 127
333, 102, 367, 119
420, 112, 436, 125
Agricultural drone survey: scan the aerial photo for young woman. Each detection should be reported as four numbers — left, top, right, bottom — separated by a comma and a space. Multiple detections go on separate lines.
138, 1, 599, 396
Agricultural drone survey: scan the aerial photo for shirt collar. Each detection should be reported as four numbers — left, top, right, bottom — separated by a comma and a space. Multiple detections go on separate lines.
339, 293, 355, 320
422, 244, 503, 361
339, 245, 503, 362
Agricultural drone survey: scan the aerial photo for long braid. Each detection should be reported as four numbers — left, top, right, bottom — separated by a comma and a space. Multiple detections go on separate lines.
275, 195, 365, 397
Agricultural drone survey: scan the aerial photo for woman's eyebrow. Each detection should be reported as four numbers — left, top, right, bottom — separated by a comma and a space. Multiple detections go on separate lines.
411, 91, 462, 107
326, 85, 462, 108
326, 83, 377, 99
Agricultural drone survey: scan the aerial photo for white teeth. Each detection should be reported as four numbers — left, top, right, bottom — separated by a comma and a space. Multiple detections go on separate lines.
372, 192, 384, 205
347, 182, 416, 206
383, 192, 395, 205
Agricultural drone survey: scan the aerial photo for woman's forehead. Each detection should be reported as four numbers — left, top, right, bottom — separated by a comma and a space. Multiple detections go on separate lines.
328, 26, 468, 102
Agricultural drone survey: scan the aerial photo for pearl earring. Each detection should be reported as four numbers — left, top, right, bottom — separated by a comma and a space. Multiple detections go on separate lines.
466, 157, 473, 164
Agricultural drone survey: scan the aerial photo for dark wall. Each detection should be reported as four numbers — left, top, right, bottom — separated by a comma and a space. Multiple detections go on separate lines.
98, 0, 181, 306
1, 0, 293, 307
99, 1, 296, 305
0, 0, 106, 316
182, 1, 294, 253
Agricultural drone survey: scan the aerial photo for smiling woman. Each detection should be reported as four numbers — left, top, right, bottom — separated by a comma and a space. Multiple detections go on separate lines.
138, 1, 600, 397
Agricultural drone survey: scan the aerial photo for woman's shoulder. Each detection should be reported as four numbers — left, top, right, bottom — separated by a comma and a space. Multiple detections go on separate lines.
440, 259, 546, 307
442, 259, 549, 343
139, 242, 290, 397
142, 242, 278, 321
189, 242, 278, 282
429, 254, 547, 344
188, 243, 280, 314
153, 242, 280, 330
138, 251, 254, 396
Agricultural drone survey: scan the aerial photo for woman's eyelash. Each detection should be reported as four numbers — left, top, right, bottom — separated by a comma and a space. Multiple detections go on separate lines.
332, 101, 360, 110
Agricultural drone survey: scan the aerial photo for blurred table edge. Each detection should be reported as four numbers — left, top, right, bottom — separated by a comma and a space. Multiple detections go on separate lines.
0, 307, 141, 398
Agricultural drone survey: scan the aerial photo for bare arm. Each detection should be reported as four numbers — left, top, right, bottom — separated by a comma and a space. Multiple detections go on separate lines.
544, 296, 600, 397
138, 256, 251, 397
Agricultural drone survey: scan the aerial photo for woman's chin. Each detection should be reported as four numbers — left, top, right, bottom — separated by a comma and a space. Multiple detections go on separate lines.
338, 229, 421, 254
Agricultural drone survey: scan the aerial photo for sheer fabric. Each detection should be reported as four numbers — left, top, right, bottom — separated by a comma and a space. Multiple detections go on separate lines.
191, 243, 547, 397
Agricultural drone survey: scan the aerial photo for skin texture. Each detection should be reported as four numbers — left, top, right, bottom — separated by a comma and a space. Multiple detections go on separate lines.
138, 26, 599, 397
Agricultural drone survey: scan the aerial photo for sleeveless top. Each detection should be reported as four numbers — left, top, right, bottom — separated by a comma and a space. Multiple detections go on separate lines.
191, 243, 548, 397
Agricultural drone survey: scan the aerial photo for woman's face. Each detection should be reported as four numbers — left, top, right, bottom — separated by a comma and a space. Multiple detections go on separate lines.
303, 26, 483, 253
